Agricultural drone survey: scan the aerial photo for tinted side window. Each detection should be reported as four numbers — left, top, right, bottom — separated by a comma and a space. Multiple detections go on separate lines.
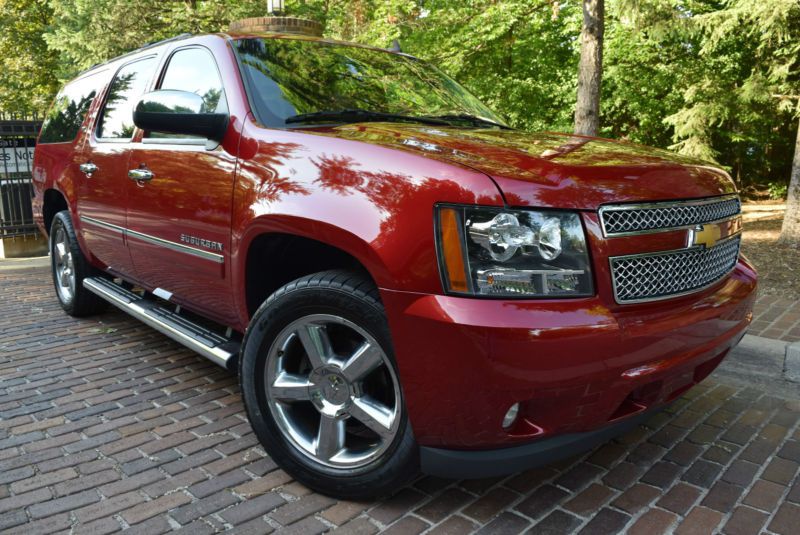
97, 57, 157, 140
147, 48, 227, 140
160, 48, 227, 113
39, 72, 104, 144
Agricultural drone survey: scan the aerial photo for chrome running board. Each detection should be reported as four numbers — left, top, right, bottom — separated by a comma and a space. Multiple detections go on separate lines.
83, 277, 239, 370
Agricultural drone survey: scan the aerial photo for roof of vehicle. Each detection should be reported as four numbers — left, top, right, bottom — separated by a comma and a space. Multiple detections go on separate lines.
221, 31, 409, 56
74, 30, 413, 81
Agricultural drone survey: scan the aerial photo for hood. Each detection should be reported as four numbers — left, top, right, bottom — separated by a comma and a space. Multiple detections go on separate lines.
320, 124, 736, 210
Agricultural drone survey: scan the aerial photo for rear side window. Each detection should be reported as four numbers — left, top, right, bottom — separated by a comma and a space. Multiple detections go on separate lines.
39, 71, 104, 144
97, 57, 157, 140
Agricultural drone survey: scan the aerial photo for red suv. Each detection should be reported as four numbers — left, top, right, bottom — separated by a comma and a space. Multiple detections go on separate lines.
32, 31, 756, 499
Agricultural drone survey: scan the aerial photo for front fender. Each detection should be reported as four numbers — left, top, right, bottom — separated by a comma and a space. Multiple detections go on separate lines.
230, 120, 505, 325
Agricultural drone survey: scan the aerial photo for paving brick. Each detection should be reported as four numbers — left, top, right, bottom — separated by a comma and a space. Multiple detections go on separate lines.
278, 516, 329, 535
563, 483, 614, 516
425, 515, 479, 534
641, 461, 682, 489
269, 493, 336, 525
628, 441, 667, 466
514, 484, 569, 520
0, 466, 34, 485
722, 460, 759, 486
529, 510, 582, 534
4, 512, 71, 535
218, 491, 285, 524
665, 441, 703, 466
778, 440, 800, 463
627, 508, 678, 535
224, 516, 274, 534
701, 481, 745, 513
160, 448, 221, 476
53, 469, 119, 497
612, 483, 660, 514
28, 488, 100, 519
413, 488, 471, 523
768, 502, 800, 535
577, 507, 630, 534
475, 512, 530, 534
657, 482, 701, 515
98, 468, 162, 497
9, 467, 76, 494
367, 488, 426, 525
316, 502, 365, 527
0, 487, 52, 514
676, 506, 723, 535
121, 491, 192, 525
0, 510, 27, 531
503, 467, 558, 494
72, 517, 121, 535
554, 462, 603, 491
187, 467, 250, 499
462, 487, 518, 523
145, 471, 208, 501
761, 457, 798, 485
722, 505, 768, 535
587, 442, 628, 468
602, 461, 645, 490
123, 513, 172, 534
74, 491, 146, 523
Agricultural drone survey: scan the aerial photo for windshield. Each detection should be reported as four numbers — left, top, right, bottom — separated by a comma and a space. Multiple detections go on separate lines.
233, 37, 506, 128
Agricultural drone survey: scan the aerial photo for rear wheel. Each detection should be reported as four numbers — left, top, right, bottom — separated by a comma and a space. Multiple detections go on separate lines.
50, 211, 107, 317
240, 270, 418, 499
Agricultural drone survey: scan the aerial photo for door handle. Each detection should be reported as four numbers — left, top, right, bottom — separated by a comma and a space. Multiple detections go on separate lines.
128, 168, 154, 183
79, 162, 98, 177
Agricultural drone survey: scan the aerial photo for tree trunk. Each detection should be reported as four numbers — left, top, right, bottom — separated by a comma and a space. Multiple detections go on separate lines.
779, 116, 800, 245
574, 0, 604, 136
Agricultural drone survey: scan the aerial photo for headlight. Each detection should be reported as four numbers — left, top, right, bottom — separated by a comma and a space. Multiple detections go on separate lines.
435, 205, 594, 297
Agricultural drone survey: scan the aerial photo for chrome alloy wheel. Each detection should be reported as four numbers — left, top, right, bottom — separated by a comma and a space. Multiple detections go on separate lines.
53, 227, 75, 303
265, 314, 402, 469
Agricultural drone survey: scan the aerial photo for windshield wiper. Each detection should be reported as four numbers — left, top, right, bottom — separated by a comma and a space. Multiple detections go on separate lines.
425, 114, 512, 129
284, 109, 452, 126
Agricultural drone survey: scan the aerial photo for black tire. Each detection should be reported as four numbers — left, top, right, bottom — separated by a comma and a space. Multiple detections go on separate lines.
49, 210, 108, 317
239, 270, 418, 499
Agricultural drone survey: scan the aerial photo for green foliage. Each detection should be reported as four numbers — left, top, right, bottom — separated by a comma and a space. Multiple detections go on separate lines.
0, 0, 61, 115
0, 0, 796, 189
768, 182, 788, 200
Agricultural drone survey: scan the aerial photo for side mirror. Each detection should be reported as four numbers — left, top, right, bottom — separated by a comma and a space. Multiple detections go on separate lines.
133, 90, 228, 142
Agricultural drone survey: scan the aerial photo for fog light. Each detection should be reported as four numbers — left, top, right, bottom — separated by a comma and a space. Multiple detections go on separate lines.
502, 403, 520, 429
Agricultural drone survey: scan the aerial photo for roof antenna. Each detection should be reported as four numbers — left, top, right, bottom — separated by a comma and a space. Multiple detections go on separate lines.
389, 39, 402, 53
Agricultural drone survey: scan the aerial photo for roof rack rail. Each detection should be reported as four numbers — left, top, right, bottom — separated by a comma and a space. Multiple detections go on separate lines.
77, 33, 194, 76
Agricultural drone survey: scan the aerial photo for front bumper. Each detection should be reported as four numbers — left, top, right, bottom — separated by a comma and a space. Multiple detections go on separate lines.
380, 259, 756, 460
420, 405, 663, 478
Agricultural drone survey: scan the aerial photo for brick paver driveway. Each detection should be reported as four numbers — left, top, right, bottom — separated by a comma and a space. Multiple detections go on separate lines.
2, 266, 800, 534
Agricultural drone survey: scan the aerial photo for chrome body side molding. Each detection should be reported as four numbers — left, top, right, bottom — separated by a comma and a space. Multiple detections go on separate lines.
79, 215, 224, 264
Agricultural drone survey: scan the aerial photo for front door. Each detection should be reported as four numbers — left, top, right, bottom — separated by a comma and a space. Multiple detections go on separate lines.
125, 46, 238, 326
77, 56, 158, 278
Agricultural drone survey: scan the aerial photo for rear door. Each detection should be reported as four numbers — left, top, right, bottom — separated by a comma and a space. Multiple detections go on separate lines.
77, 56, 158, 277
125, 46, 239, 326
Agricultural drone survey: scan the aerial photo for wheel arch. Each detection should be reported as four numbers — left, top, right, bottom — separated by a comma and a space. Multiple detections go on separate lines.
239, 220, 391, 320
42, 188, 69, 236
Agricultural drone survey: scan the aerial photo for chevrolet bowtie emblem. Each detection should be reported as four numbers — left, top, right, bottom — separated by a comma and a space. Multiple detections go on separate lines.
689, 224, 722, 249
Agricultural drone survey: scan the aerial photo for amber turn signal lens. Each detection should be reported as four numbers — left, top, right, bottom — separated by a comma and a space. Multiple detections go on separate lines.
439, 207, 469, 293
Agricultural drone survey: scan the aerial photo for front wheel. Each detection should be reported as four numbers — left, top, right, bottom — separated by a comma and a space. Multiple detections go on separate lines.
239, 270, 418, 499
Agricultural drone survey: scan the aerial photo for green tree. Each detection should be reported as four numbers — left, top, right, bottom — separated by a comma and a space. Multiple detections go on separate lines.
0, 0, 60, 115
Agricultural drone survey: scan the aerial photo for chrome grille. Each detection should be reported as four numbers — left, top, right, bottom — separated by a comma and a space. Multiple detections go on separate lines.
600, 195, 741, 236
610, 235, 741, 304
